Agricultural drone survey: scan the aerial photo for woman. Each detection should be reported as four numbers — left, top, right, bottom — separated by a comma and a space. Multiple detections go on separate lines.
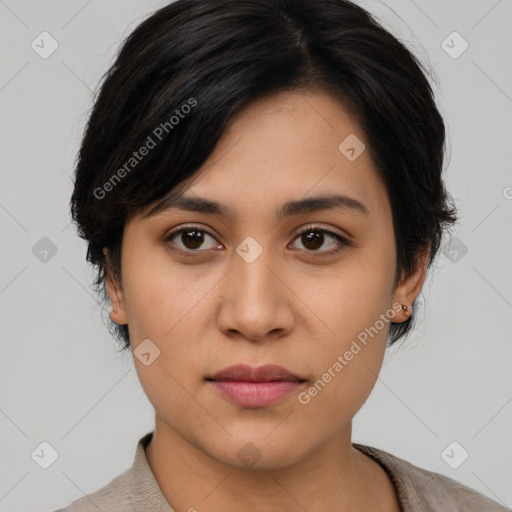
58, 0, 509, 510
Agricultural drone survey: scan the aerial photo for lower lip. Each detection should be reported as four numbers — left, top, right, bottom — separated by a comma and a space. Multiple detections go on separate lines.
209, 380, 304, 407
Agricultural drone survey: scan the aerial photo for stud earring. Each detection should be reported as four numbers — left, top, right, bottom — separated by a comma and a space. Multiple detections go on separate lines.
402, 304, 410, 316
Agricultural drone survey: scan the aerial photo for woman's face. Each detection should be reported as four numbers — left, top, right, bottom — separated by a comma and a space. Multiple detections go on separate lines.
107, 89, 425, 469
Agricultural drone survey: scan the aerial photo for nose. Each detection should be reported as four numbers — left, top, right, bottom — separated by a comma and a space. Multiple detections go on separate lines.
216, 243, 295, 342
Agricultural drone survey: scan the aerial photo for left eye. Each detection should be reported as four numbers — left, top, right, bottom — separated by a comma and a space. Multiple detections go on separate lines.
290, 227, 347, 254
165, 225, 347, 254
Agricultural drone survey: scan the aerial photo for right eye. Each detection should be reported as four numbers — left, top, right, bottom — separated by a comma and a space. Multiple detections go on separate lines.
164, 225, 223, 254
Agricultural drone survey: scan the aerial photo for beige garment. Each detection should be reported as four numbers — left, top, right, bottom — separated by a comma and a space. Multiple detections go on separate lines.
56, 431, 510, 512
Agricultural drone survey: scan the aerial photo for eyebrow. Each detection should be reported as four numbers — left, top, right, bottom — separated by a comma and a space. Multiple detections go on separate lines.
144, 191, 369, 219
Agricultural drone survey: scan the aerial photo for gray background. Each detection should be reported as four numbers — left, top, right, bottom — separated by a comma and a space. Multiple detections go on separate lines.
0, 0, 511, 510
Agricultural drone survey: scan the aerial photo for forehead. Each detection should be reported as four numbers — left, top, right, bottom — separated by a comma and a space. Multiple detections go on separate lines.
142, 89, 390, 222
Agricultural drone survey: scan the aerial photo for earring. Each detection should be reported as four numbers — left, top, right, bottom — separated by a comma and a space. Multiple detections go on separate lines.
402, 304, 410, 316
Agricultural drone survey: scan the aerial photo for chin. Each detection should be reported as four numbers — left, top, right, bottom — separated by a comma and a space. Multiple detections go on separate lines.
206, 433, 310, 471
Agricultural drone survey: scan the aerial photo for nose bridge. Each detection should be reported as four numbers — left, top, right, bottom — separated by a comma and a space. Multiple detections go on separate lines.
232, 235, 278, 307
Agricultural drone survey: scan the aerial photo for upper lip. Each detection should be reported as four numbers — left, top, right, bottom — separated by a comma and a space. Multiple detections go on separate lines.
208, 364, 305, 382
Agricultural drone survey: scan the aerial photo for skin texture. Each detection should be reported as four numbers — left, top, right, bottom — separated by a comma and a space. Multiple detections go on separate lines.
106, 89, 429, 512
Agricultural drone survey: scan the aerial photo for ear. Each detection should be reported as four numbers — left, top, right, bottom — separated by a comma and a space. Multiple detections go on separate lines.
391, 244, 430, 323
103, 247, 128, 325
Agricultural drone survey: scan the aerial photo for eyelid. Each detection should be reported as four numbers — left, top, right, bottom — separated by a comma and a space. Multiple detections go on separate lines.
295, 223, 351, 243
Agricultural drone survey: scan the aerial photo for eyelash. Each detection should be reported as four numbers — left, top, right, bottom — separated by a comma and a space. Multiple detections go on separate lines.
164, 224, 349, 257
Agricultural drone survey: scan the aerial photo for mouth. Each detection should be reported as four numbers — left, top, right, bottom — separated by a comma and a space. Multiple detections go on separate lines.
206, 364, 307, 408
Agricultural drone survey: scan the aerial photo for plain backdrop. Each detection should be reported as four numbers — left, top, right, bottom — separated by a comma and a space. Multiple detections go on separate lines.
0, 1, 511, 510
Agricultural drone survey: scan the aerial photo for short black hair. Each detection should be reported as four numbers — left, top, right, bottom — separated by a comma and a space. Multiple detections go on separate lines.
70, 0, 457, 352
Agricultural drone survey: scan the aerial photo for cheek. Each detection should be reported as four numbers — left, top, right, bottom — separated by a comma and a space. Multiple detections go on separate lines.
121, 248, 204, 340
291, 250, 394, 414
291, 247, 395, 343
295, 311, 389, 428
134, 356, 210, 443
296, 357, 383, 437
121, 253, 215, 387
121, 259, 206, 405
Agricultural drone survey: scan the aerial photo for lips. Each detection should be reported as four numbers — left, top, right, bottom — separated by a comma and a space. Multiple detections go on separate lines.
208, 364, 305, 383
206, 364, 306, 408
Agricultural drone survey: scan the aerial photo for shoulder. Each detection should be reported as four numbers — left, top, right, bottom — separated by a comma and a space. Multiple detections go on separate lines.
353, 443, 510, 512
55, 431, 173, 512
54, 465, 137, 512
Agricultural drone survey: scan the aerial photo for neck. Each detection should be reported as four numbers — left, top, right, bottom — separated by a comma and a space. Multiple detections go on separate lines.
145, 416, 396, 512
